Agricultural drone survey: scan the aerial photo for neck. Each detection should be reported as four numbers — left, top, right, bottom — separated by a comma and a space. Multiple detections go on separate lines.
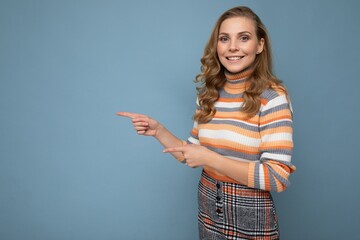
224, 66, 253, 81
224, 67, 253, 92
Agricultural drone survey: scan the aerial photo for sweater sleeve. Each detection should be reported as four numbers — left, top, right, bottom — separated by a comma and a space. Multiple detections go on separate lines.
187, 98, 200, 145
247, 92, 296, 192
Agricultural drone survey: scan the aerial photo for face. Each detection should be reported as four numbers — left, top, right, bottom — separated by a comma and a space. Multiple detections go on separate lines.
217, 17, 264, 73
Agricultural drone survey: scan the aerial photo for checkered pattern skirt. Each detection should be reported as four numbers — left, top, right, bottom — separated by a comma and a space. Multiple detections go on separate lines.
198, 170, 280, 240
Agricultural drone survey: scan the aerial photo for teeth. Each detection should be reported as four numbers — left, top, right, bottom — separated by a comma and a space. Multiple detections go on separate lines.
227, 56, 242, 60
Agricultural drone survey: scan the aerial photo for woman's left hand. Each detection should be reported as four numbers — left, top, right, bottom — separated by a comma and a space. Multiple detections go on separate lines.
163, 144, 215, 168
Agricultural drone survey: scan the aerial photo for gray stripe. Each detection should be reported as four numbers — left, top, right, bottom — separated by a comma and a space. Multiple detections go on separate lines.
254, 160, 294, 190
219, 89, 244, 98
259, 121, 292, 131
252, 160, 292, 190
226, 78, 246, 85
206, 146, 260, 161
269, 173, 277, 190
260, 89, 279, 102
254, 162, 260, 189
261, 103, 290, 116
267, 165, 291, 187
261, 149, 293, 156
260, 159, 295, 169
216, 106, 243, 112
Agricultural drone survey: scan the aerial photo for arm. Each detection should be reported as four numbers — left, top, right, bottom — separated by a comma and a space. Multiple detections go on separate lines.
117, 112, 185, 161
154, 124, 187, 161
209, 93, 295, 191
248, 94, 296, 192
163, 143, 249, 184
164, 93, 296, 192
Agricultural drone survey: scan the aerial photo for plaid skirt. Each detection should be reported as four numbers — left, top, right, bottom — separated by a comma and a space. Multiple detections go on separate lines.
198, 170, 280, 240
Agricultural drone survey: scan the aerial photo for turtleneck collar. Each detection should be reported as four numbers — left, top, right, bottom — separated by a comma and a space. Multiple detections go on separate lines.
224, 67, 253, 93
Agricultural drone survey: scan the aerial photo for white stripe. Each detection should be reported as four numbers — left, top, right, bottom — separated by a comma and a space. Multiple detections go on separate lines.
261, 152, 292, 162
262, 133, 292, 142
259, 164, 265, 190
199, 129, 261, 147
262, 95, 288, 111
289, 101, 294, 113
187, 137, 200, 145
215, 101, 243, 108
224, 156, 253, 162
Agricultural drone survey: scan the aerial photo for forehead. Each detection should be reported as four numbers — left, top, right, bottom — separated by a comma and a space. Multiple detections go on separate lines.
219, 17, 256, 34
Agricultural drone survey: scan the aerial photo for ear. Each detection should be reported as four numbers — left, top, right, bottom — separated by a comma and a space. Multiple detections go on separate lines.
257, 38, 265, 54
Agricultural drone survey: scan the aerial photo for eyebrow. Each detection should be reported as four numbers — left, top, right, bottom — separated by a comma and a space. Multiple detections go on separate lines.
218, 31, 252, 36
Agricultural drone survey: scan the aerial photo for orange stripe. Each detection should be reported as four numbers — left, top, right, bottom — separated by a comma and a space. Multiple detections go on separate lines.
200, 123, 260, 138
263, 165, 271, 190
260, 98, 268, 105
259, 109, 292, 125
224, 86, 246, 94
225, 68, 253, 80
190, 128, 198, 136
261, 139, 293, 146
260, 115, 292, 125
260, 141, 293, 149
201, 174, 216, 190
261, 126, 293, 135
275, 178, 285, 192
200, 140, 260, 155
204, 168, 241, 184
223, 184, 270, 197
218, 97, 244, 102
268, 160, 296, 173
247, 162, 255, 188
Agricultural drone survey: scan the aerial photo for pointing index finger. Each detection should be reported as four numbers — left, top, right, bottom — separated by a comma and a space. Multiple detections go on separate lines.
117, 112, 143, 119
163, 146, 185, 153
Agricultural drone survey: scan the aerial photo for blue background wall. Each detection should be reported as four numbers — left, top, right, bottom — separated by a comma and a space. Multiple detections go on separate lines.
1, 0, 359, 239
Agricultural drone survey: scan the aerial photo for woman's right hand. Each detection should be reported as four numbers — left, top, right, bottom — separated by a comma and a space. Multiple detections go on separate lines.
117, 112, 160, 136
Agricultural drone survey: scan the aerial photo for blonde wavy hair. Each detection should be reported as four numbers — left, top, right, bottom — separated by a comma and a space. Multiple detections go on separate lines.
194, 6, 287, 123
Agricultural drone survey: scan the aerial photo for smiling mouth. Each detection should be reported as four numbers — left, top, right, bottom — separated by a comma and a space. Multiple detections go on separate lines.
226, 56, 244, 60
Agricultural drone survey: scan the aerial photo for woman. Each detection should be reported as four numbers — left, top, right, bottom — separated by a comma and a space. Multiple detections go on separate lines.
118, 6, 296, 240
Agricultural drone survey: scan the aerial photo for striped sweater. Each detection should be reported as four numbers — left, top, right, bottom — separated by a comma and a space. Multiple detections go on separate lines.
187, 70, 296, 192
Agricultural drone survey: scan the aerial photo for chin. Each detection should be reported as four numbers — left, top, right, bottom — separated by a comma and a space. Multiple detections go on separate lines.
226, 67, 245, 73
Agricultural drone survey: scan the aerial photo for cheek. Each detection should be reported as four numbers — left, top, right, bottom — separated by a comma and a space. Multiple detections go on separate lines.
251, 43, 261, 55
216, 44, 226, 60
216, 46, 225, 64
216, 44, 221, 56
216, 46, 221, 60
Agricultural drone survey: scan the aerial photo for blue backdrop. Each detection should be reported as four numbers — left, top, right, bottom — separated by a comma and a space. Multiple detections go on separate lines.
1, 0, 359, 239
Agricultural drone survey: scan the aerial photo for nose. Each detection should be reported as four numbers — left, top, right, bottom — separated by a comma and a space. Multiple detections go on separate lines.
229, 39, 239, 52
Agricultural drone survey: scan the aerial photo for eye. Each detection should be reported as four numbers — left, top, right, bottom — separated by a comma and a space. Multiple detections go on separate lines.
239, 35, 249, 41
218, 36, 229, 42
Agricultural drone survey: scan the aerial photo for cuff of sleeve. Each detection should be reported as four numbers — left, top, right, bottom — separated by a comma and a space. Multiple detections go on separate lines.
187, 137, 200, 145
247, 162, 256, 188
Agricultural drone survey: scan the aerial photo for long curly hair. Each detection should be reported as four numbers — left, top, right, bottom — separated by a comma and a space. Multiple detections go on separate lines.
194, 6, 287, 123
